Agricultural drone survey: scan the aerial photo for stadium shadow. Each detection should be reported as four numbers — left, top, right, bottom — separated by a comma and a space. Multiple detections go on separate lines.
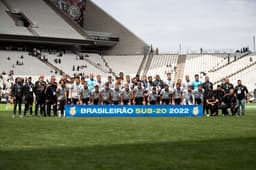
0, 137, 256, 170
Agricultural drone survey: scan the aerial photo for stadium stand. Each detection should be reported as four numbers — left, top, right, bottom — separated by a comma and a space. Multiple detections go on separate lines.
103, 55, 144, 76
0, 50, 54, 76
0, 1, 32, 36
208, 53, 255, 83
5, 0, 85, 39
183, 53, 227, 80
44, 52, 112, 78
228, 58, 256, 90
146, 54, 179, 79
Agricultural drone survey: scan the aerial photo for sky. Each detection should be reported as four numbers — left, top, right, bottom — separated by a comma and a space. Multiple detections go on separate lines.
91, 0, 256, 53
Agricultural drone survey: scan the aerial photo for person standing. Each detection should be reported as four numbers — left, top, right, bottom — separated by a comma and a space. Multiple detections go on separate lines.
111, 83, 121, 105
234, 80, 248, 116
160, 84, 172, 105
221, 78, 234, 94
182, 75, 192, 90
34, 75, 46, 116
202, 76, 213, 114
87, 73, 96, 91
100, 82, 113, 105
11, 77, 24, 117
56, 79, 67, 117
80, 81, 90, 105
192, 74, 202, 90
45, 76, 58, 117
70, 76, 81, 105
23, 77, 34, 116
172, 83, 183, 105
121, 83, 133, 105
133, 82, 145, 105
90, 85, 100, 105
183, 85, 195, 105
194, 85, 204, 105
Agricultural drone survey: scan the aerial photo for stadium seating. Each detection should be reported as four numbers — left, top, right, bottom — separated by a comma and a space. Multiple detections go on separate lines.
146, 54, 179, 79
44, 52, 112, 78
218, 53, 256, 90
183, 54, 227, 80
0, 50, 54, 76
82, 53, 110, 73
208, 54, 255, 83
103, 55, 144, 76
0, 1, 32, 36
6, 0, 85, 39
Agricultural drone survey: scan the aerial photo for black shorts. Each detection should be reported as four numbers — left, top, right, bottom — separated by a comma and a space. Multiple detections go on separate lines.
162, 99, 169, 105
82, 98, 90, 105
135, 97, 144, 105
174, 98, 181, 105
123, 99, 129, 105
112, 101, 120, 105
72, 98, 79, 105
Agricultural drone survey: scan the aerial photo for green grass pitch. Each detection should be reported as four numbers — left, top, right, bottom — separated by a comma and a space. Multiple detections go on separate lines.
0, 104, 256, 170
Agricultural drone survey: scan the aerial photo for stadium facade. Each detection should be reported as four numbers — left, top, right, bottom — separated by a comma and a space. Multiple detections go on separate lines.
0, 0, 148, 55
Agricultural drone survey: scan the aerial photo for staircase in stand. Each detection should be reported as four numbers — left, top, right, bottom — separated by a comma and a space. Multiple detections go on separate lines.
174, 55, 186, 82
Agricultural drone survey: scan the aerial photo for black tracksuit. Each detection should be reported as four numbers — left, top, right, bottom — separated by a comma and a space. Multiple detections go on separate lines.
23, 82, 34, 116
11, 82, 24, 116
45, 83, 57, 117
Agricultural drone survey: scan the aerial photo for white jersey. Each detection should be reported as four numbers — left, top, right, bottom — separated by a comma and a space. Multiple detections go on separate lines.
160, 89, 172, 99
134, 87, 145, 98
71, 83, 82, 99
80, 86, 91, 99
111, 89, 121, 101
121, 89, 132, 100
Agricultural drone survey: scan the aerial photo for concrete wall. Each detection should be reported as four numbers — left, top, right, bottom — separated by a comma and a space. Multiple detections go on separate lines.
84, 0, 148, 55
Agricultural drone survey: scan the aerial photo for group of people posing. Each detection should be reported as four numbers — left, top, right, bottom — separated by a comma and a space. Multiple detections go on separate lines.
10, 72, 249, 117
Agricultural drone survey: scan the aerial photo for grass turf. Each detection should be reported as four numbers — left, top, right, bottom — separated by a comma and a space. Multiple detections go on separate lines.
0, 104, 255, 170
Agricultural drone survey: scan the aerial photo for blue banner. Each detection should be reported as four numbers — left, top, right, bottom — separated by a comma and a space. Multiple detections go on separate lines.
65, 105, 203, 117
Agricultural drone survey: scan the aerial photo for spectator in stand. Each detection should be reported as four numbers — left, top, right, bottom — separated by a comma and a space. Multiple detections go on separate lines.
234, 80, 248, 116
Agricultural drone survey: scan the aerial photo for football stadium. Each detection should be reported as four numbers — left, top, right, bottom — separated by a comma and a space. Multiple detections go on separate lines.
0, 0, 256, 169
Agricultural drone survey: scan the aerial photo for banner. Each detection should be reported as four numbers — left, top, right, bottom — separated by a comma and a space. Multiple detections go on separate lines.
65, 105, 203, 117
52, 0, 86, 27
